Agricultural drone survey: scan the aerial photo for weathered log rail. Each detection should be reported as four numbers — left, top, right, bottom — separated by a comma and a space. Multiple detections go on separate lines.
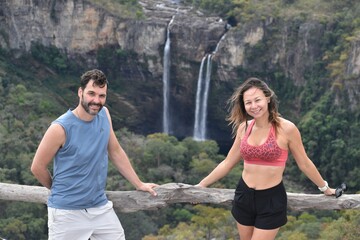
0, 182, 359, 212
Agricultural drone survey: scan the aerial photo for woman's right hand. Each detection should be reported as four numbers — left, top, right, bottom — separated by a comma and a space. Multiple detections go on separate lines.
191, 184, 206, 204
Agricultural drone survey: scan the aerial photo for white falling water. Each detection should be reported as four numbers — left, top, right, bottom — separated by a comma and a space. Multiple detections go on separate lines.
193, 34, 227, 141
200, 55, 213, 138
163, 16, 175, 134
193, 56, 207, 140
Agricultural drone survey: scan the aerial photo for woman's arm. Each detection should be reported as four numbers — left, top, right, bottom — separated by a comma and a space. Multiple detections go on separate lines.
198, 124, 245, 187
285, 120, 335, 195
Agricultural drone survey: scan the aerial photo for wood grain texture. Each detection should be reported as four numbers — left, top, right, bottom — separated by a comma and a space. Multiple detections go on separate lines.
1, 182, 359, 212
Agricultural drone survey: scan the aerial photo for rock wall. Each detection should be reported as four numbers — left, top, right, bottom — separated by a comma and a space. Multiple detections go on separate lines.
1, 0, 360, 147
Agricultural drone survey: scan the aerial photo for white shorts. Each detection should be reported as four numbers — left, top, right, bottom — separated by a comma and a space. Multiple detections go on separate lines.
48, 201, 125, 240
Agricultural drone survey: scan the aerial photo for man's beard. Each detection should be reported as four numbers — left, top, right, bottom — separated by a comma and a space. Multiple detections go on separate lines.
81, 99, 103, 115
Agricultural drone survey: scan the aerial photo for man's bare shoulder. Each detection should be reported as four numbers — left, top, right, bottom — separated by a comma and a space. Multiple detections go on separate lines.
48, 122, 65, 133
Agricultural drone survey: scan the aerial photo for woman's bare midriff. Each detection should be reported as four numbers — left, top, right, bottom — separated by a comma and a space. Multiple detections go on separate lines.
242, 163, 285, 190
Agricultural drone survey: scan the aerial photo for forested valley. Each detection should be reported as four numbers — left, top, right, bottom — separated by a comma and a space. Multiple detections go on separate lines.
1, 0, 360, 239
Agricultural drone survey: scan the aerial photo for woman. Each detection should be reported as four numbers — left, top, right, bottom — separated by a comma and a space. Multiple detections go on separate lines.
197, 77, 335, 240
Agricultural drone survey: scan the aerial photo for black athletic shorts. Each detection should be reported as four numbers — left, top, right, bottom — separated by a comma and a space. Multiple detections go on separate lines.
231, 177, 287, 230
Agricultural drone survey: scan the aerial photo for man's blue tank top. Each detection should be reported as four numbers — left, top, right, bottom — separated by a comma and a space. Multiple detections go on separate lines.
47, 108, 110, 209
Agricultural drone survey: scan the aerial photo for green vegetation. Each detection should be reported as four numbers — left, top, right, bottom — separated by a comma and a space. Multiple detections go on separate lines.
31, 44, 70, 73
88, 0, 144, 19
1, 0, 360, 239
187, 0, 360, 86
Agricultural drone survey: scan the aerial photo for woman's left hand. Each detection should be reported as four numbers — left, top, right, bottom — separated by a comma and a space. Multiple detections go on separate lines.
324, 187, 335, 196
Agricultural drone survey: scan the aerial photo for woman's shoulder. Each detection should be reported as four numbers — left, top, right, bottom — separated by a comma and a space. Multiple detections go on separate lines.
236, 120, 249, 138
278, 117, 298, 133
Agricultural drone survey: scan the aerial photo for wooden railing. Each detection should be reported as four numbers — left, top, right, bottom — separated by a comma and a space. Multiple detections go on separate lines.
0, 182, 359, 212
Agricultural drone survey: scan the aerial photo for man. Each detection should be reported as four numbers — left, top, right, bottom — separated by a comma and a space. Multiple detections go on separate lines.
31, 69, 158, 239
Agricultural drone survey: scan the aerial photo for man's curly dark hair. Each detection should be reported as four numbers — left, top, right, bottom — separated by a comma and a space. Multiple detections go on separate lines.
80, 69, 108, 90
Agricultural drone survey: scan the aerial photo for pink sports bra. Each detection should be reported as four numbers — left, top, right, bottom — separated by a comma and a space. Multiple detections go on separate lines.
240, 120, 288, 167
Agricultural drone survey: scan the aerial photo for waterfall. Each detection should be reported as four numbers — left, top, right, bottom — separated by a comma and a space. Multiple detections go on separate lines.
193, 55, 213, 141
193, 56, 207, 140
193, 34, 227, 141
163, 16, 175, 134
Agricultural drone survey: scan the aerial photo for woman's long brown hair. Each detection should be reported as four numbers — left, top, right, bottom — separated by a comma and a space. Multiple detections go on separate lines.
227, 77, 281, 137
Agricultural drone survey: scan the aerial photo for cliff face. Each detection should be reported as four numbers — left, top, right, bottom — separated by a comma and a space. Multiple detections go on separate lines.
0, 0, 225, 69
1, 0, 359, 145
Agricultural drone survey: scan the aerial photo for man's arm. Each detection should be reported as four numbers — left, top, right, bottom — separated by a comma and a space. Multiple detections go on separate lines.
104, 107, 158, 196
31, 124, 65, 189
